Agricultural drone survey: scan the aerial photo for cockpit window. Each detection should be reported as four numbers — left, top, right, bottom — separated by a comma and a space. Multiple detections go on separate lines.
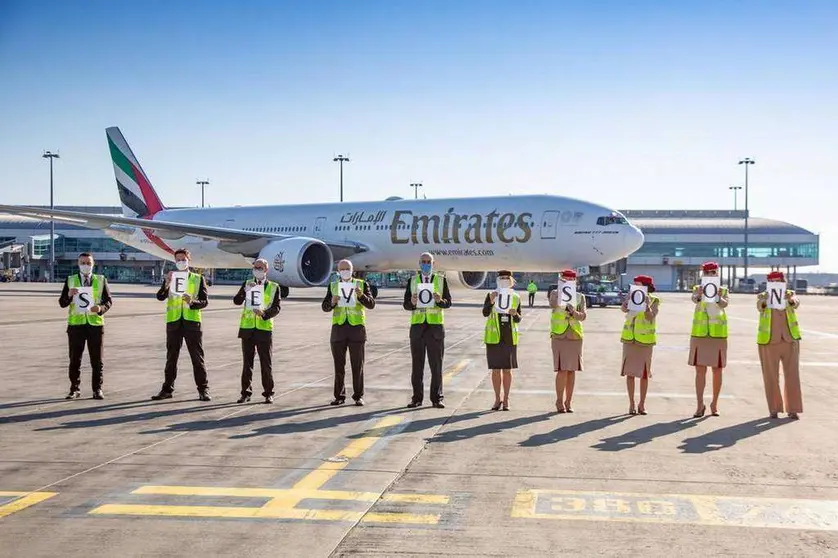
596, 214, 628, 226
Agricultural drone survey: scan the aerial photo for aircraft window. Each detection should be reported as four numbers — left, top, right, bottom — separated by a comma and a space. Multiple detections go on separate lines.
597, 215, 628, 226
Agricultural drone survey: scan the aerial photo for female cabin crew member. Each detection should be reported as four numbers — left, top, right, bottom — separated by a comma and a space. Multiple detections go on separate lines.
549, 269, 587, 413
757, 270, 803, 419
620, 275, 660, 415
689, 261, 729, 417
483, 270, 522, 411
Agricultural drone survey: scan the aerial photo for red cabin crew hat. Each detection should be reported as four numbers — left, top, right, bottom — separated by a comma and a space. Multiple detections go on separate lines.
702, 261, 719, 272
767, 271, 785, 282
633, 275, 656, 292
560, 269, 577, 280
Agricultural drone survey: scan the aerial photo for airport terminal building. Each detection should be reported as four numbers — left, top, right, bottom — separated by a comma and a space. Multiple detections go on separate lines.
0, 206, 820, 291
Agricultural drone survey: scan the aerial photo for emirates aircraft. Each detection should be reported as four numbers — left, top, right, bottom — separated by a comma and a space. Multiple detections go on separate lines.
1, 127, 644, 297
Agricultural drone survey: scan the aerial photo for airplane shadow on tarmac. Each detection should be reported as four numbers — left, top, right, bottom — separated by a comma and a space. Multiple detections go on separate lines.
677, 417, 788, 454
591, 416, 709, 452
519, 415, 634, 447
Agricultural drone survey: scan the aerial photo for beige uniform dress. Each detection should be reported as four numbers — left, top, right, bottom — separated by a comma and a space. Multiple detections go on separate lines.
549, 290, 586, 371
757, 295, 803, 414
620, 299, 660, 379
687, 288, 729, 368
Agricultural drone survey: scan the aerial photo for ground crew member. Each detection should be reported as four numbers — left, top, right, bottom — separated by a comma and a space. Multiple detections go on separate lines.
403, 252, 452, 408
757, 270, 803, 419
233, 258, 281, 404
549, 269, 586, 413
58, 252, 112, 400
620, 275, 660, 415
322, 259, 375, 406
151, 248, 211, 401
689, 261, 729, 417
526, 280, 538, 307
484, 270, 521, 411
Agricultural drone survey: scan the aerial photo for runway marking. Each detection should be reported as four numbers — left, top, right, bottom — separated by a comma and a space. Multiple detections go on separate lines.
727, 316, 838, 339
89, 415, 449, 525
511, 489, 838, 531
443, 359, 472, 382
727, 360, 838, 367
0, 491, 58, 519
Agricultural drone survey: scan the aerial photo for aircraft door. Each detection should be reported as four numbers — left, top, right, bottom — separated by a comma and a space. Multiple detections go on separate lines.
540, 210, 559, 239
313, 217, 327, 235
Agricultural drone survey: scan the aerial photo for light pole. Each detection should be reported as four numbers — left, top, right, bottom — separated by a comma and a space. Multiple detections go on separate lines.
42, 150, 60, 282
196, 179, 209, 208
333, 155, 350, 202
738, 158, 755, 286
729, 185, 742, 210
410, 182, 423, 199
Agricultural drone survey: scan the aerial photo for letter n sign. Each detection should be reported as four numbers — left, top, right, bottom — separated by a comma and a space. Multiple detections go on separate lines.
767, 282, 786, 310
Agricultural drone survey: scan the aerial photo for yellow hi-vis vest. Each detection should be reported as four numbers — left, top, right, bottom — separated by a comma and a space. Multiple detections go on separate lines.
166, 272, 202, 323
484, 292, 520, 345
330, 279, 366, 326
550, 293, 585, 338
410, 274, 444, 325
757, 298, 802, 345
527, 282, 537, 294
240, 281, 277, 331
621, 295, 660, 344
67, 274, 104, 326
691, 285, 729, 338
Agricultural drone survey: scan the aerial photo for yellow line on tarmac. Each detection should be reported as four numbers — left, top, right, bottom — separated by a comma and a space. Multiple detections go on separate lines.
133, 485, 449, 505
0, 491, 58, 519
443, 358, 472, 382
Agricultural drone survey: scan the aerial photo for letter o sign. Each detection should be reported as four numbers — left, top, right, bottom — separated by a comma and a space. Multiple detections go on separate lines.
631, 289, 646, 306
418, 288, 433, 304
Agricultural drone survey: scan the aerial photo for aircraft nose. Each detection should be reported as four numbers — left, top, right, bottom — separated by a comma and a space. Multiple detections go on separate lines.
625, 224, 645, 254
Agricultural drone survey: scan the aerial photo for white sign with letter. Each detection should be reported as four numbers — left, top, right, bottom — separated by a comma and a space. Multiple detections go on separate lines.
74, 286, 94, 313
416, 283, 435, 309
494, 288, 513, 315
701, 276, 721, 303
767, 282, 786, 310
628, 285, 648, 313
171, 271, 189, 297
337, 282, 357, 308
558, 280, 577, 309
246, 284, 264, 310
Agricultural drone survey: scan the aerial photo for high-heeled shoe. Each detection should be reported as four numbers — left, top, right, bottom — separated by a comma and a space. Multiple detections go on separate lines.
564, 401, 574, 413
491, 401, 502, 411
556, 401, 566, 413
638, 404, 647, 415
502, 401, 509, 411
693, 405, 706, 418
710, 406, 719, 417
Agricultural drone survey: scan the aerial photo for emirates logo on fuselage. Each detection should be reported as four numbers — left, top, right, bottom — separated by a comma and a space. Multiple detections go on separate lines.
273, 252, 285, 273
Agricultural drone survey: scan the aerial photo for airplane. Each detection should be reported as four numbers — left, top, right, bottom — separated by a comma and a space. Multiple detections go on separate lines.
0, 127, 645, 298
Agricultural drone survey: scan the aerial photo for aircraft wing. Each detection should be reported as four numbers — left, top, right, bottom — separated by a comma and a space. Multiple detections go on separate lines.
0, 204, 367, 258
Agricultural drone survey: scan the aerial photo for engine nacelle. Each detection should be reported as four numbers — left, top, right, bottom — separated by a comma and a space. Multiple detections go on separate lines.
444, 270, 489, 290
259, 238, 334, 288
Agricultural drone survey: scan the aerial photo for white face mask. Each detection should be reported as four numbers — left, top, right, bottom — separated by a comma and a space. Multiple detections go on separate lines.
175, 260, 189, 271
339, 269, 353, 281
253, 269, 266, 281
79, 264, 92, 275
497, 278, 511, 290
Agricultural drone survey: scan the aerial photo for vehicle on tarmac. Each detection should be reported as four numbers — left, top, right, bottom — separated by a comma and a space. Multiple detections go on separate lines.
547, 279, 624, 308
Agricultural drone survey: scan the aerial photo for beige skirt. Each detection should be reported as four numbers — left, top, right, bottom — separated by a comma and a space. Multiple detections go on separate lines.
621, 341, 653, 379
551, 337, 583, 372
688, 337, 728, 368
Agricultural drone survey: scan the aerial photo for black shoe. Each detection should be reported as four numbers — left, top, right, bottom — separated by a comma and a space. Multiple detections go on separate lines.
432, 401, 446, 409
93, 390, 104, 400
330, 398, 345, 406
151, 391, 172, 401
265, 395, 274, 404
66, 390, 80, 400
199, 391, 212, 402
355, 398, 365, 407
407, 401, 422, 408
237, 395, 251, 404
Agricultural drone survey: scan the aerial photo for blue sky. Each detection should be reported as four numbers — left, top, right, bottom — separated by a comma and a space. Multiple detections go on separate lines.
1, 0, 836, 269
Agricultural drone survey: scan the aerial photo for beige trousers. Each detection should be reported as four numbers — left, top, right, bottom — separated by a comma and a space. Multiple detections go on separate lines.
757, 342, 803, 414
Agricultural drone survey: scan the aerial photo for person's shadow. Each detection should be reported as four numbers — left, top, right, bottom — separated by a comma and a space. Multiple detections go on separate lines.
678, 418, 787, 454
519, 415, 632, 447
592, 417, 706, 452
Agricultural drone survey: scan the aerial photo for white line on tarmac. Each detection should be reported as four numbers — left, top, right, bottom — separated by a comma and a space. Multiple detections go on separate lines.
727, 360, 838, 367
727, 315, 838, 339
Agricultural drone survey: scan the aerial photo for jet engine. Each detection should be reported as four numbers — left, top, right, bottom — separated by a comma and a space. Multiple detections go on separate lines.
259, 238, 333, 288
444, 270, 489, 290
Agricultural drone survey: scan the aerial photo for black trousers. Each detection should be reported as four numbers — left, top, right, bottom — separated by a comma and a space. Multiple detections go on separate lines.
331, 339, 365, 401
241, 336, 274, 397
528, 292, 535, 306
67, 325, 104, 391
410, 324, 445, 404
163, 326, 208, 393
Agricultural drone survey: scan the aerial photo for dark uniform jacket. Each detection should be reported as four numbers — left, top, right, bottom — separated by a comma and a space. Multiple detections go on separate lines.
58, 273, 113, 332
322, 279, 376, 342
233, 280, 282, 340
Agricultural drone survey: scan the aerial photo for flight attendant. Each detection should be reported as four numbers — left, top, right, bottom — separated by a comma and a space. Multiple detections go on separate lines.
483, 270, 522, 411
322, 259, 376, 406
757, 271, 803, 419
403, 252, 452, 408
58, 252, 112, 400
620, 275, 660, 415
233, 258, 281, 404
151, 249, 211, 401
689, 261, 729, 417
526, 280, 538, 308
549, 269, 586, 413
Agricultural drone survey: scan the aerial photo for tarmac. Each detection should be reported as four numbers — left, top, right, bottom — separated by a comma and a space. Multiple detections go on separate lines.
1, 282, 837, 557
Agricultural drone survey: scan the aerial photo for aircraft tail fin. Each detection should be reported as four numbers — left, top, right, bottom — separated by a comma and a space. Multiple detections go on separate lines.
106, 127, 166, 218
